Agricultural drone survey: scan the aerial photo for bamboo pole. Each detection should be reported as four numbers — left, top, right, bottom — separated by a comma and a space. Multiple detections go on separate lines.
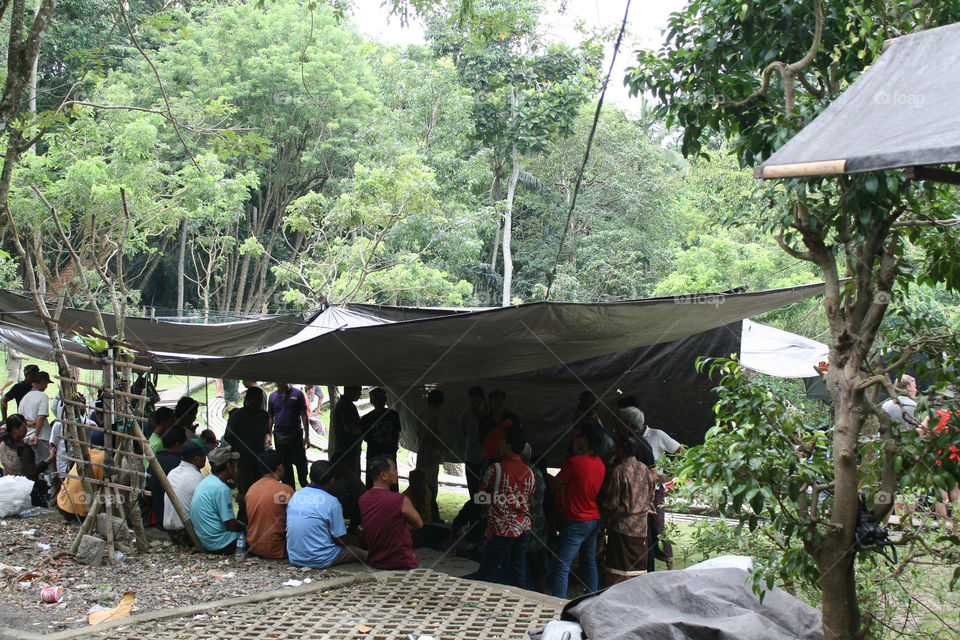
126, 417, 203, 550
52, 348, 152, 372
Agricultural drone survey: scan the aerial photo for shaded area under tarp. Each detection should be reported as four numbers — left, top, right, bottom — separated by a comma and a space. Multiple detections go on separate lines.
434, 323, 742, 460
758, 22, 960, 178
558, 567, 823, 640
0, 289, 310, 357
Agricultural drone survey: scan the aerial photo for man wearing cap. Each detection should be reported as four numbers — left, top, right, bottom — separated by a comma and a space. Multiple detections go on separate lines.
1, 363, 38, 421
19, 371, 52, 460
189, 446, 245, 553
163, 441, 207, 543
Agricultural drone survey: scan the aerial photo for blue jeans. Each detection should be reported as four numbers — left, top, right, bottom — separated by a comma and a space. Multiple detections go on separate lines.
471, 530, 531, 587
551, 518, 599, 598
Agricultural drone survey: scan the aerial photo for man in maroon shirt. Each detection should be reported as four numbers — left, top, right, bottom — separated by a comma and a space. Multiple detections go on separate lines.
359, 455, 423, 570
467, 425, 535, 588
549, 421, 606, 598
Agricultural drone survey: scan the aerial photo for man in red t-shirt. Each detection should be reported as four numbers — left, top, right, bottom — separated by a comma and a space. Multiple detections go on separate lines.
245, 450, 295, 558
467, 425, 535, 588
359, 455, 423, 570
549, 421, 606, 598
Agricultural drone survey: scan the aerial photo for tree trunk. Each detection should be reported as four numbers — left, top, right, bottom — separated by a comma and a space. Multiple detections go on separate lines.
176, 219, 186, 315
501, 145, 520, 307
815, 353, 867, 640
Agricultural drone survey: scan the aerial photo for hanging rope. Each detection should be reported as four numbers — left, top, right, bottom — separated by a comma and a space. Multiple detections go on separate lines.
544, 0, 633, 300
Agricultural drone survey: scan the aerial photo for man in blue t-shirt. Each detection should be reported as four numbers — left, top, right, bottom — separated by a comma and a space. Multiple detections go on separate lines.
189, 447, 246, 553
286, 460, 368, 569
268, 382, 310, 489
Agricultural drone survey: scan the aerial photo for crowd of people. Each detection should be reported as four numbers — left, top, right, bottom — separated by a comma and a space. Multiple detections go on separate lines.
0, 352, 689, 599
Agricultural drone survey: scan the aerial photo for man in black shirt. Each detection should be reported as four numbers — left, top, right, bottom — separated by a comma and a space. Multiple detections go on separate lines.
331, 386, 363, 479
360, 388, 401, 487
1, 364, 39, 421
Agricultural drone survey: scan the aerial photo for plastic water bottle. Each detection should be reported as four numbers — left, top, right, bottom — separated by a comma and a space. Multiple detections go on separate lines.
235, 533, 248, 562
18, 509, 37, 518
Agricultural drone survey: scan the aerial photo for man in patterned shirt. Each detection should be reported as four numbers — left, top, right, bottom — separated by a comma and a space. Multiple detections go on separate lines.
468, 425, 535, 588
602, 433, 656, 586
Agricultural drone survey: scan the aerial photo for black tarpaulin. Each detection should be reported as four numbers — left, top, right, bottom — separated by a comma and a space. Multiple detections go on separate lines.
758, 22, 960, 178
152, 282, 825, 383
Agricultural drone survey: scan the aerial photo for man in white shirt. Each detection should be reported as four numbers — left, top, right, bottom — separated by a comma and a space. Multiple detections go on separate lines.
617, 406, 682, 461
163, 441, 207, 542
19, 371, 52, 460
881, 374, 919, 433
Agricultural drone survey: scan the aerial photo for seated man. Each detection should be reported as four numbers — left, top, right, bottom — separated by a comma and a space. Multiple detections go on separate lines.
286, 460, 368, 569
245, 450, 295, 559
359, 455, 422, 569
149, 426, 188, 528
189, 447, 245, 553
56, 430, 105, 521
162, 441, 207, 543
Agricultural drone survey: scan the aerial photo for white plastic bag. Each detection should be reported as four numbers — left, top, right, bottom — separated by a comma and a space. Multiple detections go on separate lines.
0, 475, 34, 517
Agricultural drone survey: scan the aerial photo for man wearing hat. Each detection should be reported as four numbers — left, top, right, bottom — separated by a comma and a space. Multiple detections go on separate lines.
189, 446, 246, 553
163, 441, 207, 543
19, 370, 52, 460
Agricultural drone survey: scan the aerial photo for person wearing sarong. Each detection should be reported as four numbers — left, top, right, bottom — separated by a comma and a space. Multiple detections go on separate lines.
601, 433, 656, 586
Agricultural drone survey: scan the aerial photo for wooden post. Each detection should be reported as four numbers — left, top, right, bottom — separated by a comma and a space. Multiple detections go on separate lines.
127, 417, 203, 550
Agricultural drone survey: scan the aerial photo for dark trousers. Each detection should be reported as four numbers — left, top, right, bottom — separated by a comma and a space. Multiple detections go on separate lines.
276, 432, 308, 489
473, 530, 530, 588
465, 461, 484, 498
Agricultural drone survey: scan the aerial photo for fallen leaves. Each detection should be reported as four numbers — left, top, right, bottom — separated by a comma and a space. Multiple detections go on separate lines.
88, 592, 134, 625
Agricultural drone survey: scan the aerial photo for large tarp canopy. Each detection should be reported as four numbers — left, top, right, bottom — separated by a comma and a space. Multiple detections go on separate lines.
147, 282, 825, 384
1, 284, 828, 453
757, 22, 960, 179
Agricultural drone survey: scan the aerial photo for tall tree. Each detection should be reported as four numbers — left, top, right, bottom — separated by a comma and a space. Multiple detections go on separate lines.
628, 1, 960, 638
427, 0, 601, 305
119, 1, 379, 312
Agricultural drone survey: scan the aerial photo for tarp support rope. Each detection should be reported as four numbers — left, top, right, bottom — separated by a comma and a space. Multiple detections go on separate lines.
545, 0, 632, 300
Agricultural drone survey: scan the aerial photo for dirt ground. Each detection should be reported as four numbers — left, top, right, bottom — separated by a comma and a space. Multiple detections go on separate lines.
0, 508, 349, 635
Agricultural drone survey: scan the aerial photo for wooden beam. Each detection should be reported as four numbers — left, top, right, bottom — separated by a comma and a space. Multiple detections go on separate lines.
905, 165, 960, 186
757, 159, 847, 179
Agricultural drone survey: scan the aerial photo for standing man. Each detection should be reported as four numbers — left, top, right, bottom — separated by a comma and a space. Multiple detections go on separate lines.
245, 450, 295, 559
359, 455, 422, 569
360, 388, 401, 487
1, 363, 39, 421
163, 441, 207, 543
331, 386, 363, 479
602, 433, 656, 586
618, 406, 682, 570
2, 345, 25, 394
286, 460, 368, 569
224, 387, 270, 518
19, 371, 52, 461
189, 447, 245, 553
469, 426, 535, 588
459, 386, 487, 498
268, 382, 309, 489
416, 389, 445, 522
549, 421, 606, 598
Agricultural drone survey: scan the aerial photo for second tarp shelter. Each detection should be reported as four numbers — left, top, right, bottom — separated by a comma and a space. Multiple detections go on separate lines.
756, 22, 960, 182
